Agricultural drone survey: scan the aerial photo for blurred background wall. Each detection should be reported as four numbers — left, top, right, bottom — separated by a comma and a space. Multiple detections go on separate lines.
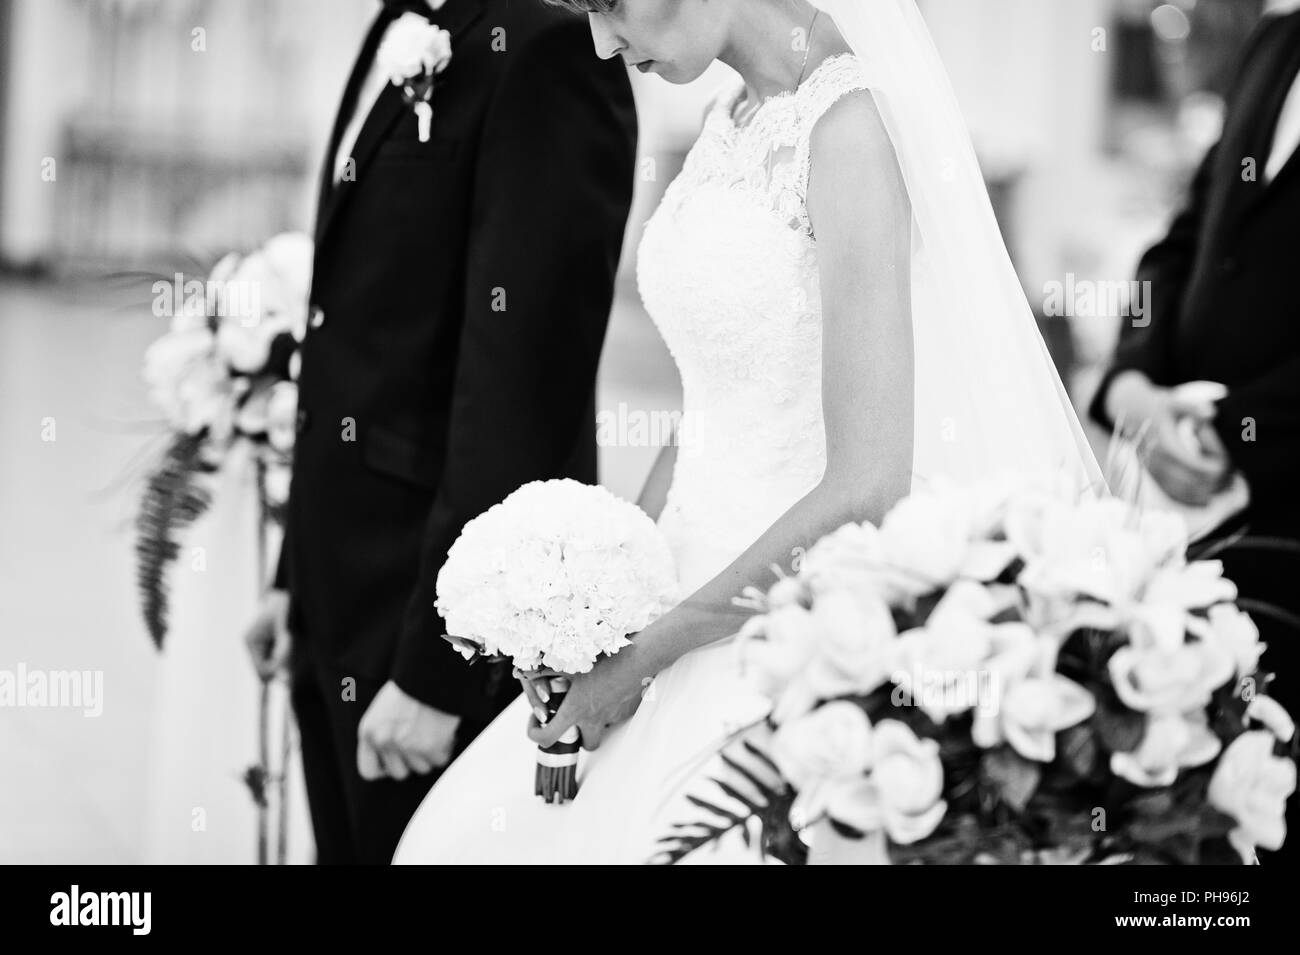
0, 0, 1278, 862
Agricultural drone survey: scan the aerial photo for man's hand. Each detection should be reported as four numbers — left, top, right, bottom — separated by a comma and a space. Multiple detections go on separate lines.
1145, 417, 1231, 506
243, 590, 291, 680
1108, 371, 1233, 506
357, 681, 461, 781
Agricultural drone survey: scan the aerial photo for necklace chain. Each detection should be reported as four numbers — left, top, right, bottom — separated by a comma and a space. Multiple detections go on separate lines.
733, 7, 822, 130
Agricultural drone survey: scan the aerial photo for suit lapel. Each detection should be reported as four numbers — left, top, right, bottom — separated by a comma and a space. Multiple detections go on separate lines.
314, 9, 395, 245
1238, 12, 1300, 220
315, 0, 486, 250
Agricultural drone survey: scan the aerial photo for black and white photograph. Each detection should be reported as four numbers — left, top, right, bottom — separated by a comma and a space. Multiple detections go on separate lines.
1, 0, 1297, 901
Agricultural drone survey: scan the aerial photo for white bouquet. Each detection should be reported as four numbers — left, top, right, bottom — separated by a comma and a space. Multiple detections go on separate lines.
436, 478, 678, 800
137, 232, 311, 648
659, 474, 1297, 865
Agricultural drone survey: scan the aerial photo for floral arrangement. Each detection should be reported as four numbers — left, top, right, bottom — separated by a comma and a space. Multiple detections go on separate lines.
135, 232, 311, 648
658, 475, 1297, 865
437, 478, 678, 800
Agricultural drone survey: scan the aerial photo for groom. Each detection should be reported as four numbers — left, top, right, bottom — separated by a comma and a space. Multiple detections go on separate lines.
244, 0, 637, 863
1091, 4, 1300, 862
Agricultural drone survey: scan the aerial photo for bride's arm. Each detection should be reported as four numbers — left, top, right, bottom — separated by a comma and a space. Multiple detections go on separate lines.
634, 90, 915, 676
635, 434, 678, 522
531, 91, 914, 745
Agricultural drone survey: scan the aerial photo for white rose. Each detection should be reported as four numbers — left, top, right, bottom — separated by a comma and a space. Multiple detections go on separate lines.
263, 460, 292, 506
265, 381, 298, 453
1128, 561, 1238, 650
1110, 712, 1222, 788
1109, 638, 1235, 715
1246, 696, 1296, 743
260, 232, 313, 303
827, 720, 947, 845
798, 521, 891, 597
143, 327, 234, 436
804, 589, 898, 698
1206, 604, 1264, 678
208, 250, 241, 285
377, 13, 453, 85
1208, 730, 1297, 860
169, 285, 211, 334
765, 575, 808, 610
214, 251, 297, 373
144, 328, 211, 408
235, 381, 273, 436
741, 605, 820, 699
892, 584, 1036, 723
878, 489, 975, 596
772, 702, 873, 829
982, 673, 1096, 762
1011, 495, 1187, 606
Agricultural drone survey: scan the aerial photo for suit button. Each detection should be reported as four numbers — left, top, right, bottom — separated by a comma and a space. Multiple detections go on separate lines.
309, 306, 325, 330
1220, 257, 1237, 275
295, 408, 311, 434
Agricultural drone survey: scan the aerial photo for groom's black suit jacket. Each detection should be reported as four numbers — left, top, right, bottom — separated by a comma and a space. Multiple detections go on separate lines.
1091, 10, 1300, 863
276, 0, 637, 721
1091, 9, 1300, 539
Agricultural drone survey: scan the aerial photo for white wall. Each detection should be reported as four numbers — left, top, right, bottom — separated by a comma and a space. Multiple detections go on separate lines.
0, 0, 372, 265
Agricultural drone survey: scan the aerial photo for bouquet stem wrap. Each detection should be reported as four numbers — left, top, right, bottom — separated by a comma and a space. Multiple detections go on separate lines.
535, 677, 580, 804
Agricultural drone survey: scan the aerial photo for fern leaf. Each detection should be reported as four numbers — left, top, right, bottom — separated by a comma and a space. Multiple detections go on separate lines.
135, 431, 217, 648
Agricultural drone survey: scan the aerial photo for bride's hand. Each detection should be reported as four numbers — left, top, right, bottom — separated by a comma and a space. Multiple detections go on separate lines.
514, 667, 558, 724
526, 648, 653, 751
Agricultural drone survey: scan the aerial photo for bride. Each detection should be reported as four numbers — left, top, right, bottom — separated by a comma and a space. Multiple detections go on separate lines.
394, 0, 1100, 864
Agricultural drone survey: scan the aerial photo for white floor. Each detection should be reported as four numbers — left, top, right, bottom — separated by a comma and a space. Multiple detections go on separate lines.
0, 274, 678, 864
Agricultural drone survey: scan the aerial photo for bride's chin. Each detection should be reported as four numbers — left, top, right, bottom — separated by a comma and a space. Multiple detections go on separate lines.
657, 62, 708, 86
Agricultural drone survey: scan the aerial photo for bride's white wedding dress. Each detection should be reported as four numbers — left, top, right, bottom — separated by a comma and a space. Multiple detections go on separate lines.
394, 55, 872, 865
395, 0, 1102, 865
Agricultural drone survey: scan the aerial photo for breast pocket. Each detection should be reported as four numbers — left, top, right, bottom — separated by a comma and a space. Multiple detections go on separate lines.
361, 423, 443, 491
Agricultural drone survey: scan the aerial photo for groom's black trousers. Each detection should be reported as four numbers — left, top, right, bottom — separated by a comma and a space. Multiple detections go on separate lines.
290, 648, 488, 865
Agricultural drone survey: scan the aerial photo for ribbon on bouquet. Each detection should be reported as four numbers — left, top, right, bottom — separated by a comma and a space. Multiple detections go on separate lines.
535, 677, 580, 804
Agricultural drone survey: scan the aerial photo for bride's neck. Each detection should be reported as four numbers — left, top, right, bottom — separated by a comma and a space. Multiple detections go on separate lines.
718, 1, 847, 103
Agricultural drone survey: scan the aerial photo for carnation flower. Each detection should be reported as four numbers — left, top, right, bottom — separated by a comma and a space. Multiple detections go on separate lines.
435, 479, 677, 674
377, 12, 453, 85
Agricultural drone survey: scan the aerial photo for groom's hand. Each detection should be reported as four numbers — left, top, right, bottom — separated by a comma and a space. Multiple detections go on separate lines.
1106, 371, 1232, 506
243, 590, 291, 680
357, 681, 461, 781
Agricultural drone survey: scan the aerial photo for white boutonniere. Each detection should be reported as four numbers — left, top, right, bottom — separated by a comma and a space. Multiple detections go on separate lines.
377, 9, 454, 143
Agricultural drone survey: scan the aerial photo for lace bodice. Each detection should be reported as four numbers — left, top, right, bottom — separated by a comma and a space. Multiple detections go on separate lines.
637, 54, 874, 592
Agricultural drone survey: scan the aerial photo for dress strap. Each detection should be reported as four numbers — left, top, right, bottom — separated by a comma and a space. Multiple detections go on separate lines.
791, 54, 875, 234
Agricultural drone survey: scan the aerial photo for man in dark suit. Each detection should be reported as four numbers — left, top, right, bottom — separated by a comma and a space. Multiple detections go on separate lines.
243, 0, 637, 864
1091, 6, 1300, 863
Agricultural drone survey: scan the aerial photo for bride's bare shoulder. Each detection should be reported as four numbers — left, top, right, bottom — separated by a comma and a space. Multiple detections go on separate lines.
806, 87, 910, 239
809, 86, 904, 188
